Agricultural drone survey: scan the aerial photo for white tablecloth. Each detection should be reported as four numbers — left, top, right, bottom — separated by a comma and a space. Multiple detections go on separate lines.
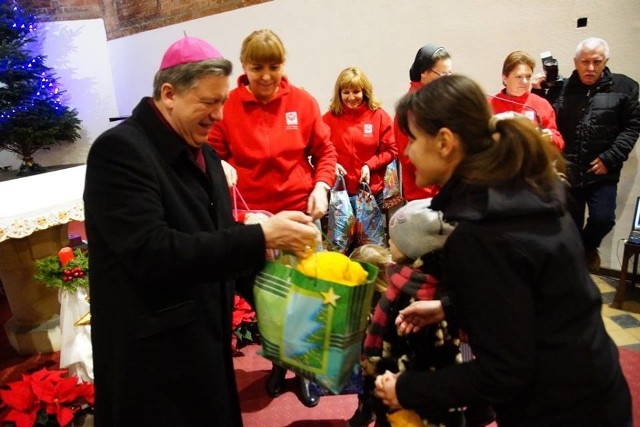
0, 165, 85, 242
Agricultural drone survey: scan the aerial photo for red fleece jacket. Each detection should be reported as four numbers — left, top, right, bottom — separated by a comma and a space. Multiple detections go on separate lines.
207, 75, 337, 213
394, 82, 440, 201
322, 104, 396, 196
490, 90, 565, 150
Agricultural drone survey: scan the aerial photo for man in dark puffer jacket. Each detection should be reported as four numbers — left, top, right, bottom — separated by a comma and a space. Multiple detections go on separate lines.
537, 37, 640, 271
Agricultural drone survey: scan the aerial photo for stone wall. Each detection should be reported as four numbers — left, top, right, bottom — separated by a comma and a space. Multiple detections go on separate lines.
23, 0, 272, 40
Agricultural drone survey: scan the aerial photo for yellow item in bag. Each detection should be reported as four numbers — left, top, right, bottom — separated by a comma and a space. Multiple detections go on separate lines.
386, 409, 424, 427
296, 251, 368, 286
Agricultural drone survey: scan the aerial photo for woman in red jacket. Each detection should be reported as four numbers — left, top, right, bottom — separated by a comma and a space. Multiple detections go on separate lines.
490, 51, 565, 150
395, 44, 452, 202
322, 67, 397, 211
208, 29, 336, 218
207, 28, 336, 409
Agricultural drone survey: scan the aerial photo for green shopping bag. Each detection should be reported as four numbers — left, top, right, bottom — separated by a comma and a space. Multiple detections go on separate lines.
254, 257, 378, 394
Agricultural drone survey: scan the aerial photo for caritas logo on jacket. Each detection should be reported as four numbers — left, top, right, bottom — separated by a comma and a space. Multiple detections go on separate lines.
285, 111, 299, 128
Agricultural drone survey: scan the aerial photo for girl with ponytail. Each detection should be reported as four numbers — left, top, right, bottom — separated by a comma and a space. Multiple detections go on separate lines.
375, 75, 631, 426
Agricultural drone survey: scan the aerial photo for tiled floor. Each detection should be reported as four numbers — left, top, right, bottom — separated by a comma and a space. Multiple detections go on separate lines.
595, 274, 640, 352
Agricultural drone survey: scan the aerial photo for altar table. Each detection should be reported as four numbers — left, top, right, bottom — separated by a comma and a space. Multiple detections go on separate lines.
0, 165, 85, 354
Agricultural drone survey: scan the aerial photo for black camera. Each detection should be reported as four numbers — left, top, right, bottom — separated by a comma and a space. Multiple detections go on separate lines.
540, 51, 563, 89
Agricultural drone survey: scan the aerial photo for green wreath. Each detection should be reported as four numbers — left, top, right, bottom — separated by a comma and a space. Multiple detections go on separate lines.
34, 249, 89, 293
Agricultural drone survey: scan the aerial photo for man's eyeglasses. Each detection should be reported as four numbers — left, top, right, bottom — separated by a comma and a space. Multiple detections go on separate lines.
430, 69, 452, 77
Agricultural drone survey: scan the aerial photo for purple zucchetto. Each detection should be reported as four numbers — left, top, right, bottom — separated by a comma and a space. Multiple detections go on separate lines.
159, 35, 223, 70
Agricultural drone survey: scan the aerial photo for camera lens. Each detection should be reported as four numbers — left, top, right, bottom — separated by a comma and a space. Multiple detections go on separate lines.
543, 59, 559, 82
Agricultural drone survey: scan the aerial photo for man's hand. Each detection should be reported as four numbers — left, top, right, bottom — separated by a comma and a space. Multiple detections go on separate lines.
395, 300, 445, 335
221, 160, 237, 187
589, 157, 608, 175
260, 211, 317, 259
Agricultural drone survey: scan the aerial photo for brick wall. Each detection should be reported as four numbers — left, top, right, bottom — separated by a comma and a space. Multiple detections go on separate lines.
23, 0, 272, 40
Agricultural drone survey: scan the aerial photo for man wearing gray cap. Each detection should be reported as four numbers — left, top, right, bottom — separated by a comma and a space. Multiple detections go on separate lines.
84, 35, 319, 426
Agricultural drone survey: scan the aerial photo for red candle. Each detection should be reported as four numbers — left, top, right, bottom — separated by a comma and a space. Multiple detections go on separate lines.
58, 247, 74, 266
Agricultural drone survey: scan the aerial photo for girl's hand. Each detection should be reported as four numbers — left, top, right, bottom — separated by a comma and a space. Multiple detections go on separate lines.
396, 300, 445, 335
374, 370, 401, 409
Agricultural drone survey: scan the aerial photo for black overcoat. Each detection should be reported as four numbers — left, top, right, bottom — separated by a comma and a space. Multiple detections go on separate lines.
84, 98, 265, 426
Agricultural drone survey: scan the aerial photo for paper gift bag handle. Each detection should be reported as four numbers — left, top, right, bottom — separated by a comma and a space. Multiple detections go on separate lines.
231, 185, 250, 221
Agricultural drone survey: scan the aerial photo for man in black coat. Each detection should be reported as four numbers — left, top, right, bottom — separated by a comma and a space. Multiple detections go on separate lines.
83, 36, 319, 426
536, 37, 640, 271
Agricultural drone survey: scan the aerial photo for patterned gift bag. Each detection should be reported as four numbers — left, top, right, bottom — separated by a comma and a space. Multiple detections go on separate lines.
327, 174, 356, 253
253, 257, 378, 393
382, 158, 405, 210
354, 183, 385, 246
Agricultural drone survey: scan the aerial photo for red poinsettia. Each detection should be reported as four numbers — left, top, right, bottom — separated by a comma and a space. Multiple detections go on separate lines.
0, 368, 93, 427
231, 294, 258, 351
232, 294, 255, 331
0, 379, 39, 427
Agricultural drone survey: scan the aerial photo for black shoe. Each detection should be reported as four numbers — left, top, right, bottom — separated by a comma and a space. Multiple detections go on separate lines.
348, 407, 374, 427
586, 248, 601, 273
465, 404, 496, 427
266, 365, 287, 397
297, 376, 320, 407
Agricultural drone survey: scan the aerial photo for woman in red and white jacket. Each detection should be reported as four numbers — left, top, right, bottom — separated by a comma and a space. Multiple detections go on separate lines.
207, 29, 336, 218
490, 50, 565, 151
322, 67, 397, 208
207, 29, 336, 408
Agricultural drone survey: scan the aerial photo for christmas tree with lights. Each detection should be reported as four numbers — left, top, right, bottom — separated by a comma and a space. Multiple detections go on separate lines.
0, 0, 81, 176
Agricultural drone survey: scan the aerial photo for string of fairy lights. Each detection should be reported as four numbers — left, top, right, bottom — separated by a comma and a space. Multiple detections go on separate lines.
0, 3, 65, 123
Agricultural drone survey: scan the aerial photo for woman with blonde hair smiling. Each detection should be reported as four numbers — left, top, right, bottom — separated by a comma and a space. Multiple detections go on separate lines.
323, 66, 396, 212
207, 29, 337, 408
208, 29, 336, 220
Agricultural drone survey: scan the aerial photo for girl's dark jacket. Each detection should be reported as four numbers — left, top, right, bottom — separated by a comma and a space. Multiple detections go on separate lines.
547, 67, 640, 187
84, 98, 265, 426
394, 177, 631, 426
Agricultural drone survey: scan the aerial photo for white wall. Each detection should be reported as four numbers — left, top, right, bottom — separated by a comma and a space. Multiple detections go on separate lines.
4, 0, 640, 270
106, 0, 640, 116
